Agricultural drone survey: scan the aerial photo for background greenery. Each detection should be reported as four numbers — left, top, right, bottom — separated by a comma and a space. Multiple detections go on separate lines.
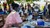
7, 0, 39, 4
7, 0, 14, 4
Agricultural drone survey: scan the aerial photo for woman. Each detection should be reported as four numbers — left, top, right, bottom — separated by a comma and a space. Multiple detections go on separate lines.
3, 2, 23, 28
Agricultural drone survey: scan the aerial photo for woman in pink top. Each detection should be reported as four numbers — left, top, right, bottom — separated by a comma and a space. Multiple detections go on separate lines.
3, 2, 23, 28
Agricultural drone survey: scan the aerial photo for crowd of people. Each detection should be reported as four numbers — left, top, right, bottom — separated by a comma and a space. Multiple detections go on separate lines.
0, 1, 50, 28
2, 2, 50, 19
0, 2, 50, 20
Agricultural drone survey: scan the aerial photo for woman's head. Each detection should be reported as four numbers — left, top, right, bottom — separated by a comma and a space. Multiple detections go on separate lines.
11, 2, 19, 11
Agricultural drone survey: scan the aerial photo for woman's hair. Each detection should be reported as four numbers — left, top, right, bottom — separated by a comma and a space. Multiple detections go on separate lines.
11, 2, 19, 11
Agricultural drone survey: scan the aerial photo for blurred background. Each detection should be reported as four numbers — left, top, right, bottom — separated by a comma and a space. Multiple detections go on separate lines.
0, 0, 50, 28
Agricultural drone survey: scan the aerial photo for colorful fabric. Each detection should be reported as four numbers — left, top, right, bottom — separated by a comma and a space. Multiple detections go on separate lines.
3, 10, 22, 28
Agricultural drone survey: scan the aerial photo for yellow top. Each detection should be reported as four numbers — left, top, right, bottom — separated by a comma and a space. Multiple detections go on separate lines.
40, 5, 44, 12
6, 4, 9, 11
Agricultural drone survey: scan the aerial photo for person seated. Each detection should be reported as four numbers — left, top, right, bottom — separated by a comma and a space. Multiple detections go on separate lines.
3, 2, 23, 28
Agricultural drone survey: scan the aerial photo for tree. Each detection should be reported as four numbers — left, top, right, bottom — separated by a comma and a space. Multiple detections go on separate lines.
16, 0, 20, 1
33, 0, 39, 1
26, 0, 30, 2
7, 0, 14, 4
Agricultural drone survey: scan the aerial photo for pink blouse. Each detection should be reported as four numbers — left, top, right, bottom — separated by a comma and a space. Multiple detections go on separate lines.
3, 11, 22, 28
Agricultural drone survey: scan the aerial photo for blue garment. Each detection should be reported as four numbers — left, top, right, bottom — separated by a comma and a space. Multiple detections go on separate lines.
43, 5, 47, 15
37, 19, 45, 26
37, 21, 44, 26
0, 11, 5, 14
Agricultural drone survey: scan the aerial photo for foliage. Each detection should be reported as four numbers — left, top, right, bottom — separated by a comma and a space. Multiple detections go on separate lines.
33, 0, 39, 1
7, 0, 14, 4
26, 0, 30, 2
